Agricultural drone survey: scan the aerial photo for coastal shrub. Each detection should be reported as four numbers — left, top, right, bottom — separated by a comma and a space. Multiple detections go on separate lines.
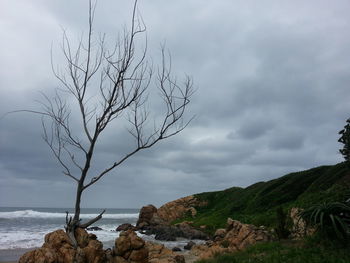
275, 206, 290, 239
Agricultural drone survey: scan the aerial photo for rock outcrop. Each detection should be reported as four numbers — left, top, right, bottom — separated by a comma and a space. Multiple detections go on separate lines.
156, 196, 206, 223
223, 218, 271, 250
191, 218, 272, 260
290, 207, 315, 238
19, 227, 194, 263
136, 197, 209, 242
137, 196, 207, 228
19, 228, 105, 263
146, 242, 185, 263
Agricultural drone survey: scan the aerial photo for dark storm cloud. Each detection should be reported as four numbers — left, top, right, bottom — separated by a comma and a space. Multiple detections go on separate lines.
1, 0, 350, 208
268, 132, 304, 151
234, 119, 275, 140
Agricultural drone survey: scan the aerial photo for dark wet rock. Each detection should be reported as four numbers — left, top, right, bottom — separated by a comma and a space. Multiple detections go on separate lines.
154, 225, 183, 241
136, 204, 158, 228
144, 224, 209, 241
87, 226, 103, 231
184, 241, 195, 250
116, 223, 137, 232
172, 247, 182, 252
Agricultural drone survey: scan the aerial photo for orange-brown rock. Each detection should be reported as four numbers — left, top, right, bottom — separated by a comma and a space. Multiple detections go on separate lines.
75, 227, 90, 247
156, 196, 206, 223
115, 235, 132, 256
19, 247, 58, 263
129, 247, 148, 262
114, 230, 148, 263
39, 230, 78, 263
191, 244, 229, 260
84, 239, 105, 263
224, 218, 271, 250
146, 242, 185, 263
189, 218, 272, 261
290, 207, 315, 238
43, 229, 73, 250
19, 228, 105, 263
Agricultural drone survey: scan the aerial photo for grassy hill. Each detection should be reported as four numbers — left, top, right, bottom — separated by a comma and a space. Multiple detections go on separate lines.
173, 162, 350, 233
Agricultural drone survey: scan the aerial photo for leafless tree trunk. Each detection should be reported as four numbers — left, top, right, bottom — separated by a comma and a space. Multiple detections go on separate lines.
36, 0, 192, 246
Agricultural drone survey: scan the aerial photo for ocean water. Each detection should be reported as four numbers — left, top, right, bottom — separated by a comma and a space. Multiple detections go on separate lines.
0, 207, 202, 253
0, 207, 139, 250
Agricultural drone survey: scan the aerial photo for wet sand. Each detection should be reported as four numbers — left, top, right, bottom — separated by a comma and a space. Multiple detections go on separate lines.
0, 248, 35, 263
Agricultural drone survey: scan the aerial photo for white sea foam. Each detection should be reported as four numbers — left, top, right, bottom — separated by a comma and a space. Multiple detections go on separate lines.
0, 224, 121, 249
0, 228, 57, 249
0, 224, 204, 250
0, 210, 139, 219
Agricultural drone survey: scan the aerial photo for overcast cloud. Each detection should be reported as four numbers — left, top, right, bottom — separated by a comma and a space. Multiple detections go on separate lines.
1, 0, 350, 209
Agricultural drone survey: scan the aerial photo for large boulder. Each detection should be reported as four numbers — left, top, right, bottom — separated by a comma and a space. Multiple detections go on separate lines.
137, 196, 207, 229
19, 228, 105, 263
114, 230, 148, 263
136, 205, 158, 228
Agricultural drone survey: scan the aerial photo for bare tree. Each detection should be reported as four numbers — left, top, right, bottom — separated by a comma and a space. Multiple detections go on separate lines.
36, 0, 192, 245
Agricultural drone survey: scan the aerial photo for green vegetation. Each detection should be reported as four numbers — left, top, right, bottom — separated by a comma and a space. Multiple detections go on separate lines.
195, 238, 350, 263
275, 206, 290, 239
300, 201, 350, 242
172, 162, 350, 234
339, 118, 350, 163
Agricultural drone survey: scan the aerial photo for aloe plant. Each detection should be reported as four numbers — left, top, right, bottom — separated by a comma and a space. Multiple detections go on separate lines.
300, 202, 350, 242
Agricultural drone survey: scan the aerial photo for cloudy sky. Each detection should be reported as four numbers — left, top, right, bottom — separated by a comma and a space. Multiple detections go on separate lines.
1, 0, 350, 209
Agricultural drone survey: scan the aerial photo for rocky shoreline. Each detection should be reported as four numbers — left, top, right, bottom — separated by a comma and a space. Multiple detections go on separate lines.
17, 195, 279, 262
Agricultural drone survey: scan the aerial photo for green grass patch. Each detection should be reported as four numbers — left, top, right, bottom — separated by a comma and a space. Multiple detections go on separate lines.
195, 240, 350, 263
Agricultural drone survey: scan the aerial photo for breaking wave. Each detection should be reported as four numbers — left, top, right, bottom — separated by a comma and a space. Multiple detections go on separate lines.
0, 210, 139, 219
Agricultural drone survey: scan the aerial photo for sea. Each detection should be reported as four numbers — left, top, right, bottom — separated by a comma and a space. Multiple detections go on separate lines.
0, 207, 200, 261
0, 207, 140, 250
